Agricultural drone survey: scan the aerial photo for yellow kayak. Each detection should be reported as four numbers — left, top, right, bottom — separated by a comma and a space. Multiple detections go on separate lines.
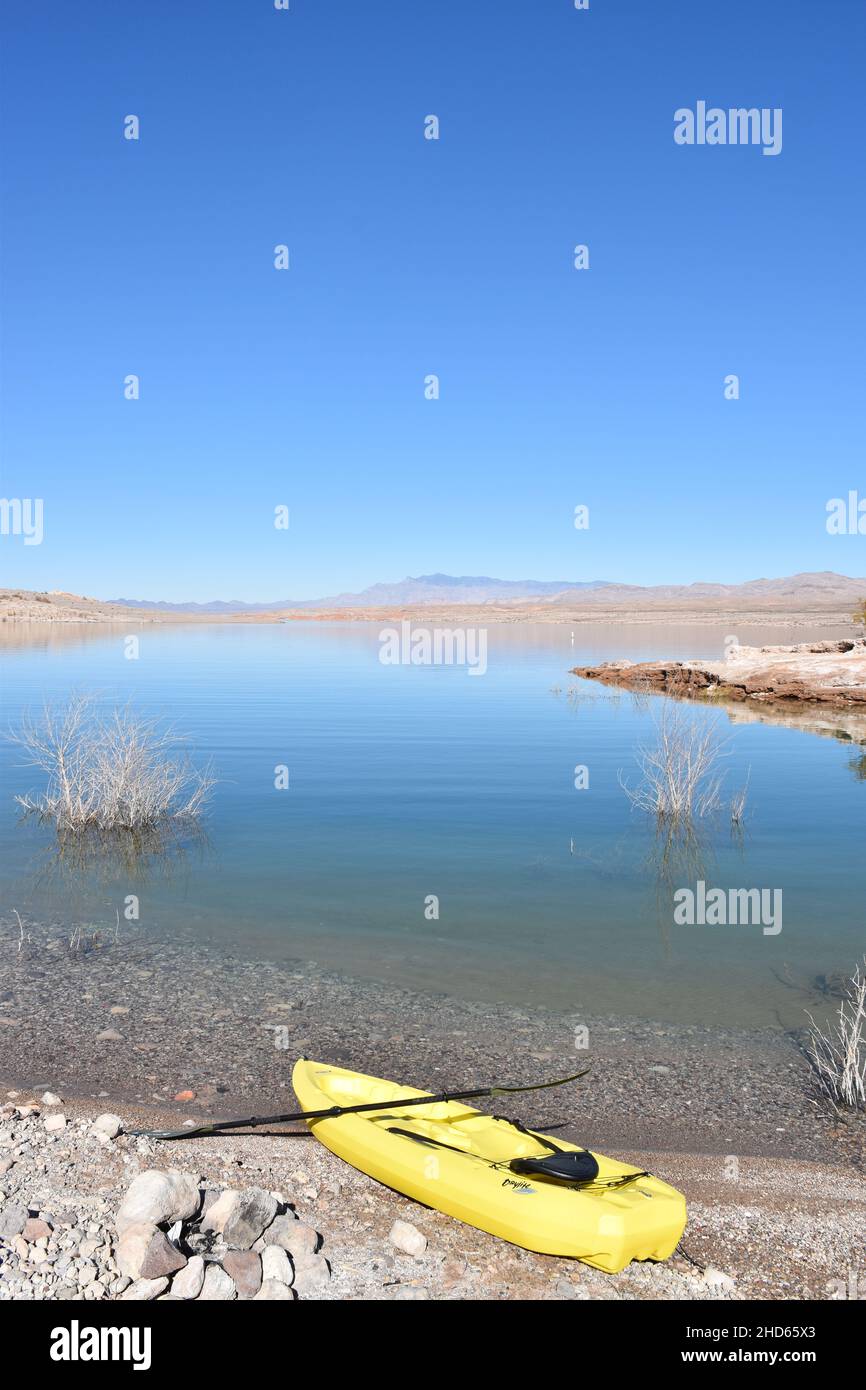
292, 1059, 687, 1272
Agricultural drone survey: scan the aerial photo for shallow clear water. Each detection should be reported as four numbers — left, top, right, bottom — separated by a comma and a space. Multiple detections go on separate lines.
1, 621, 863, 1028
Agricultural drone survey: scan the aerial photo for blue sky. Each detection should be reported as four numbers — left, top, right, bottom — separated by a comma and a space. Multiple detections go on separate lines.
1, 0, 864, 601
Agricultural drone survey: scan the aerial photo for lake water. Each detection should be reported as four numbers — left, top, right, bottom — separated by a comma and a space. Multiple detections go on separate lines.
1, 621, 863, 1029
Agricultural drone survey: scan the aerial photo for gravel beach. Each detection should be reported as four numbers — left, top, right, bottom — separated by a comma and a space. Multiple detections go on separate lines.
1, 916, 864, 1300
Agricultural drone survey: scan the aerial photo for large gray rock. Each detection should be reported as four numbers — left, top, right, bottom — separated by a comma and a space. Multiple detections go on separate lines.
171, 1255, 205, 1299
264, 1214, 319, 1259
222, 1188, 278, 1250
291, 1253, 331, 1295
0, 1201, 28, 1240
117, 1170, 200, 1233
261, 1245, 293, 1287
254, 1278, 294, 1301
199, 1188, 239, 1233
198, 1263, 236, 1300
121, 1277, 169, 1301
116, 1222, 157, 1279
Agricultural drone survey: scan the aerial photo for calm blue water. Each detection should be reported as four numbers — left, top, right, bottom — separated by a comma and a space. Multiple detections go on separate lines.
1, 621, 863, 1027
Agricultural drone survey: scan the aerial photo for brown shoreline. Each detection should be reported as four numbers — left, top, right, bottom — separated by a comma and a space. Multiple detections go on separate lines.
2, 585, 865, 629
572, 639, 866, 714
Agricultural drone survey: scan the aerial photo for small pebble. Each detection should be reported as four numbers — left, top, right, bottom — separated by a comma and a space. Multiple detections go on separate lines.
389, 1220, 427, 1257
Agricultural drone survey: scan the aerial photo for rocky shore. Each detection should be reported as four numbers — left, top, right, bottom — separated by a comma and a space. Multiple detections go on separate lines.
572, 639, 866, 713
0, 1100, 330, 1302
2, 916, 865, 1301
2, 1089, 865, 1302
2, 916, 860, 1163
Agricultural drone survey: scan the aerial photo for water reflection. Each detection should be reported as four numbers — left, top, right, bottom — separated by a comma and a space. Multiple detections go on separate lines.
17, 816, 212, 895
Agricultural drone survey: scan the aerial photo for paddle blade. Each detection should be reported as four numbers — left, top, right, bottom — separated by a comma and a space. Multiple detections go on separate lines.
509, 1150, 600, 1184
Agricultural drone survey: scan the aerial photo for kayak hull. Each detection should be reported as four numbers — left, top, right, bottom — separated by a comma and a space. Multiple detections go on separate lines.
292, 1059, 687, 1272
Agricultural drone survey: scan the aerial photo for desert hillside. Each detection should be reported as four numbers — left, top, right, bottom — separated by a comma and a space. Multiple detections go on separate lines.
1, 572, 865, 627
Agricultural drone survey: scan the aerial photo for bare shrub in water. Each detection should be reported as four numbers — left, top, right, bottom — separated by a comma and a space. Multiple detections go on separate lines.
620, 699, 729, 825
730, 769, 751, 826
806, 958, 866, 1110
10, 696, 214, 832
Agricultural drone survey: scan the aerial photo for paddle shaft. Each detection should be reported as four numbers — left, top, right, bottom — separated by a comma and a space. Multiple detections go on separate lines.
131, 1067, 590, 1141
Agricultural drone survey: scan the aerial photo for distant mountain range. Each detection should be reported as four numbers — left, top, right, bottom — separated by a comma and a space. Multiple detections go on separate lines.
109, 574, 610, 612
107, 571, 866, 612
545, 571, 866, 606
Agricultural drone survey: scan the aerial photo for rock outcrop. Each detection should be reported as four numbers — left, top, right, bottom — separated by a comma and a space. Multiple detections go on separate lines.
572, 639, 866, 711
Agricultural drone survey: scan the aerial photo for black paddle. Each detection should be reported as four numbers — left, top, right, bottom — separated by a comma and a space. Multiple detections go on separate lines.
129, 1065, 591, 1141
